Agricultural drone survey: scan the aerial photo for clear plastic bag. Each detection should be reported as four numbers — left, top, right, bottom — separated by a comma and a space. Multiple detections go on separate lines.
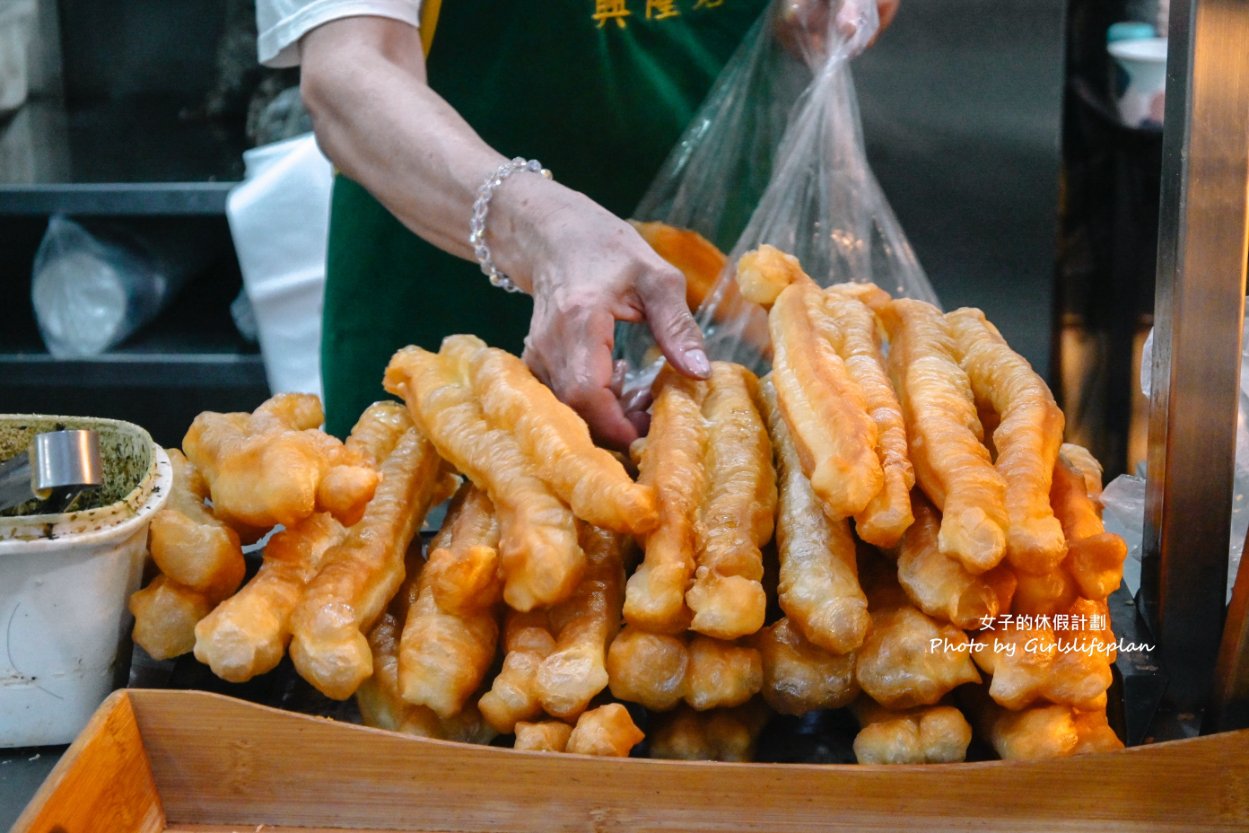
1105, 323, 1249, 601
617, 0, 940, 380
30, 215, 190, 358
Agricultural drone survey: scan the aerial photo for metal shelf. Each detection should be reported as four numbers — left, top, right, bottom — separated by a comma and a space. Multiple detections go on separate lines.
0, 95, 245, 217
0, 350, 266, 389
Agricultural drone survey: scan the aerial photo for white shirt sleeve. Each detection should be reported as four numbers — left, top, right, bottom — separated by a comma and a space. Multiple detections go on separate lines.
256, 0, 424, 68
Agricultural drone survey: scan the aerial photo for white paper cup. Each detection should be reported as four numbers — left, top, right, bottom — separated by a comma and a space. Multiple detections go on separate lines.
1108, 37, 1168, 128
0, 415, 171, 747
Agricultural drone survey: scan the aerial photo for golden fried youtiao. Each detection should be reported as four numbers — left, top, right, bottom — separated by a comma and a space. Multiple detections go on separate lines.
513, 720, 573, 753
758, 618, 858, 716
762, 378, 870, 654
147, 449, 244, 597
850, 699, 972, 764
821, 288, 915, 546
771, 280, 882, 519
896, 491, 1015, 630
1072, 707, 1125, 754
536, 525, 628, 720
947, 308, 1066, 575
855, 566, 981, 709
356, 609, 496, 744
735, 244, 808, 308
193, 512, 345, 682
605, 626, 690, 712
624, 367, 706, 634
881, 299, 1008, 574
1051, 455, 1127, 601
684, 636, 763, 711
566, 703, 645, 757
686, 363, 774, 640
648, 701, 772, 762
289, 428, 450, 700
397, 522, 500, 719
979, 699, 1079, 761
183, 393, 378, 530
129, 574, 219, 660
464, 338, 659, 535
193, 403, 405, 683
971, 608, 1114, 712
422, 483, 503, 615
630, 220, 726, 312
385, 344, 584, 611
478, 609, 556, 733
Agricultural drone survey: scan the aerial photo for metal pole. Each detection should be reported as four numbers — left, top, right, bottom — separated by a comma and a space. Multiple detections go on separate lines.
1141, 0, 1249, 713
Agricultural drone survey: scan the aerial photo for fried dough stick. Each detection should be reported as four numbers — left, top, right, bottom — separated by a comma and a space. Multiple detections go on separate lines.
850, 699, 973, 764
882, 299, 1008, 573
148, 449, 245, 596
736, 246, 883, 518
606, 626, 690, 712
1052, 454, 1127, 601
758, 618, 858, 716
131, 451, 246, 660
463, 337, 659, 535
479, 609, 557, 733
630, 221, 773, 357
536, 525, 628, 720
193, 514, 345, 681
854, 563, 981, 709
948, 308, 1066, 574
605, 629, 761, 712
289, 427, 450, 700
735, 244, 808, 308
130, 575, 220, 660
193, 403, 407, 682
649, 701, 772, 762
686, 363, 775, 639
772, 281, 882, 519
566, 703, 645, 757
385, 344, 584, 611
684, 636, 764, 711
422, 483, 502, 615
971, 605, 1114, 712
896, 491, 1016, 630
357, 608, 496, 744
623, 367, 707, 633
398, 507, 501, 719
762, 378, 870, 654
821, 288, 915, 546
183, 393, 378, 529
514, 720, 574, 752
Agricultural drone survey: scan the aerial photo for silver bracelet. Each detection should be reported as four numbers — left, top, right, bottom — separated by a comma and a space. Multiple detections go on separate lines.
469, 157, 552, 293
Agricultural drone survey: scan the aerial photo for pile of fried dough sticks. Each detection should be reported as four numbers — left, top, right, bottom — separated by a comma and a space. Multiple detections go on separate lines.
130, 244, 1127, 764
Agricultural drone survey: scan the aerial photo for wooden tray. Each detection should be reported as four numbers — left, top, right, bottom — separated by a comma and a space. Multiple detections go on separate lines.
13, 688, 1249, 833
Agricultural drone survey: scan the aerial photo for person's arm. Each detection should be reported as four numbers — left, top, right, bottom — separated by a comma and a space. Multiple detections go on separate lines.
299, 17, 709, 449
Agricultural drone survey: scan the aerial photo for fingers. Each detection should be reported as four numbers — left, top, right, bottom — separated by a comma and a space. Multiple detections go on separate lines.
529, 306, 640, 451
878, 0, 900, 32
636, 267, 712, 381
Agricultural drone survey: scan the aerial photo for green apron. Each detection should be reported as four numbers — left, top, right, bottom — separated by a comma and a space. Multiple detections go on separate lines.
323, 0, 767, 437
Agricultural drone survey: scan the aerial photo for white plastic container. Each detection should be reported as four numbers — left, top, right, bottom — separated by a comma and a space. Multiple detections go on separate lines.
1108, 37, 1168, 128
0, 415, 171, 747
0, 0, 36, 117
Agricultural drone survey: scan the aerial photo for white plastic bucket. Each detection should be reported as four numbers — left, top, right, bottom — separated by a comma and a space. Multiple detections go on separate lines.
1108, 37, 1168, 129
0, 415, 171, 747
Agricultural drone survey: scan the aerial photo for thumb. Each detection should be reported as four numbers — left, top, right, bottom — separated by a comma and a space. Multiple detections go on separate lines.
638, 268, 711, 379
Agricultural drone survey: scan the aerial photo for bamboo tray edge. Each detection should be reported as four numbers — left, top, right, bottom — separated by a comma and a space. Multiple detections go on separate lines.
14, 688, 1249, 833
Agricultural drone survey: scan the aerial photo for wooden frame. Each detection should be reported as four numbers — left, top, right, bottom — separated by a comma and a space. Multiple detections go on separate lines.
13, 688, 1249, 832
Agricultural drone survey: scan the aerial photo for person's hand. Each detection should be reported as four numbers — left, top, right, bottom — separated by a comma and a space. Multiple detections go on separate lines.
776, 0, 900, 65
493, 183, 710, 450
